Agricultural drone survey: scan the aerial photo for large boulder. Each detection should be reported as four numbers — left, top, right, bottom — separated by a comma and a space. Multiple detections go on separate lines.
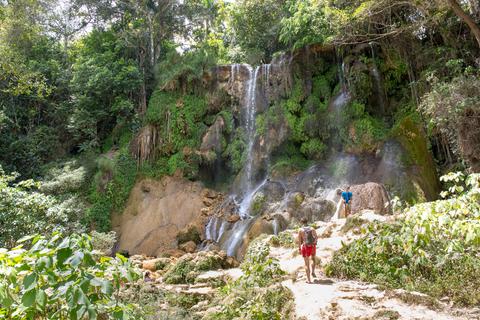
112, 177, 215, 257
258, 180, 286, 202
349, 182, 392, 215
296, 198, 336, 222
199, 116, 226, 155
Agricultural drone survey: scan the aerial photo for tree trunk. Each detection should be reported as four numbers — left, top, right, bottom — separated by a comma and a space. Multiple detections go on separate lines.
447, 0, 480, 48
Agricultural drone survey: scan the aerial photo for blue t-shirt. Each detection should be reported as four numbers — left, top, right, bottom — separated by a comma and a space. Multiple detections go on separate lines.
341, 191, 352, 204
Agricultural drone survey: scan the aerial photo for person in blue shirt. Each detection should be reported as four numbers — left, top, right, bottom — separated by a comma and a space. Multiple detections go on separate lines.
341, 186, 353, 217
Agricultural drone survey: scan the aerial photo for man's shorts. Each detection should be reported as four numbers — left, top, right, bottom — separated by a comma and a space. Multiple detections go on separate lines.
301, 244, 316, 257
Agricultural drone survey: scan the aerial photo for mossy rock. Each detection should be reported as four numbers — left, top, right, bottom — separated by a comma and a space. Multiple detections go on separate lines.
390, 114, 440, 201
250, 193, 267, 216
176, 225, 202, 245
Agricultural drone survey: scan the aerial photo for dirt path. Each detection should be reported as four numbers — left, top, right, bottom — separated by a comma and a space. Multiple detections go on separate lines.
270, 217, 479, 320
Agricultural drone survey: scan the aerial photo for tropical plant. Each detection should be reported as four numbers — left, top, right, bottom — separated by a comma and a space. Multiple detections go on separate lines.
0, 233, 141, 319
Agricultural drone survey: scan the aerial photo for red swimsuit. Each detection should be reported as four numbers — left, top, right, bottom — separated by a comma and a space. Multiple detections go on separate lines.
301, 243, 316, 257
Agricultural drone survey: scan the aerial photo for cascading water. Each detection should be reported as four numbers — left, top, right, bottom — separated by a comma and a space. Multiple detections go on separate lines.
369, 43, 386, 114
331, 57, 351, 111
241, 65, 261, 198
204, 59, 292, 257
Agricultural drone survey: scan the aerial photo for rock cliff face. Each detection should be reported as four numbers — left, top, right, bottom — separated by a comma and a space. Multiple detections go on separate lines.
112, 176, 221, 256
120, 43, 442, 259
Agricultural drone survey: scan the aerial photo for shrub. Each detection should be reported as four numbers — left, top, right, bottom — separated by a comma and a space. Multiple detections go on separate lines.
327, 173, 480, 306
0, 233, 141, 319
91, 231, 117, 256
40, 160, 88, 195
420, 75, 480, 171
0, 167, 83, 248
163, 253, 226, 285
269, 231, 296, 248
206, 240, 293, 320
85, 151, 137, 232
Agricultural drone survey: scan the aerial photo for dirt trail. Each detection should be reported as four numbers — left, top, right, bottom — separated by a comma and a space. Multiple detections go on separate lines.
271, 216, 479, 320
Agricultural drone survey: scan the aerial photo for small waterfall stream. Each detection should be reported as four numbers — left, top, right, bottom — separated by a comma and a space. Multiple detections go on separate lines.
204, 57, 295, 257
369, 43, 386, 115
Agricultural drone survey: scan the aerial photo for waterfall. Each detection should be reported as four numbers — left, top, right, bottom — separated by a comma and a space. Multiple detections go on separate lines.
331, 58, 351, 111
238, 179, 267, 219
223, 218, 256, 257
204, 62, 276, 258
369, 43, 386, 114
242, 66, 261, 194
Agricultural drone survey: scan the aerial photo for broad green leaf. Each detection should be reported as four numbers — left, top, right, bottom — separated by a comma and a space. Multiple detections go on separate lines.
23, 273, 37, 291
36, 289, 47, 308
22, 288, 37, 307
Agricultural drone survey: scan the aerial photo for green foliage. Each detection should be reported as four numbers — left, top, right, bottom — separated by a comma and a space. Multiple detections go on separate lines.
300, 138, 326, 159
155, 49, 217, 92
86, 152, 137, 232
69, 29, 142, 151
0, 233, 141, 319
240, 240, 285, 287
90, 231, 117, 256
269, 231, 296, 248
337, 101, 388, 153
207, 240, 293, 320
228, 0, 288, 63
223, 128, 247, 174
279, 0, 332, 49
146, 91, 207, 155
420, 75, 480, 171
327, 173, 480, 306
163, 253, 225, 285
0, 167, 83, 248
270, 142, 311, 177
251, 193, 267, 215
39, 160, 89, 195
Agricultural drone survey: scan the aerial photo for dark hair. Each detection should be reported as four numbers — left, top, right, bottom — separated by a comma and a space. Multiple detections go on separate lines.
300, 217, 308, 224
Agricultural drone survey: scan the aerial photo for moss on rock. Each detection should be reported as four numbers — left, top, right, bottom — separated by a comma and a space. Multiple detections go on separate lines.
390, 114, 440, 200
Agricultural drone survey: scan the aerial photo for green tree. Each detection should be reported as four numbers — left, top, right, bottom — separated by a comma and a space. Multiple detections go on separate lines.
69, 29, 142, 151
229, 0, 288, 63
279, 0, 332, 49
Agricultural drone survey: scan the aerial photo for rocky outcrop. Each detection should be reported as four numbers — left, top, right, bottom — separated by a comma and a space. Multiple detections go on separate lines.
296, 197, 337, 222
198, 116, 226, 159
112, 176, 221, 257
349, 182, 392, 215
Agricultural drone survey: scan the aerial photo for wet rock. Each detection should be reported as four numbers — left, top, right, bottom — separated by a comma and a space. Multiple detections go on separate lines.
180, 241, 197, 253
258, 180, 286, 202
349, 182, 392, 215
200, 116, 225, 154
177, 224, 202, 245
286, 192, 306, 210
297, 198, 336, 222
226, 214, 241, 223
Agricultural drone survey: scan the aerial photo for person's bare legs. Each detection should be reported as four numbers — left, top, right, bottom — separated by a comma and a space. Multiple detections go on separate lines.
311, 254, 316, 278
303, 256, 312, 283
